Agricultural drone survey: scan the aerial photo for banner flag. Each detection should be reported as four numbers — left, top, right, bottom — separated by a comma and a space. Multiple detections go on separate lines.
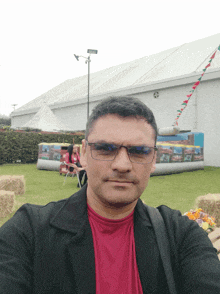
173, 44, 220, 126
210, 52, 216, 59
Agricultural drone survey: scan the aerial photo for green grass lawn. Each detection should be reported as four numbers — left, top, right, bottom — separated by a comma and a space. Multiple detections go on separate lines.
0, 163, 220, 226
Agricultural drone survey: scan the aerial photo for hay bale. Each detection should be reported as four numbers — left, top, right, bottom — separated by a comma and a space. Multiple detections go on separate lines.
195, 194, 220, 227
0, 175, 25, 195
0, 190, 15, 218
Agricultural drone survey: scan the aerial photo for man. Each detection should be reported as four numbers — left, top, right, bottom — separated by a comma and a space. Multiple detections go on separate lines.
0, 96, 220, 294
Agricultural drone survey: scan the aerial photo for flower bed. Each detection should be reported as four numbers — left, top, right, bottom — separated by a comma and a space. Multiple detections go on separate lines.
184, 208, 216, 233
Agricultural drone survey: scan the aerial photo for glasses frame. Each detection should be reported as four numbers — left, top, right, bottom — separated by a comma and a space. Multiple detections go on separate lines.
86, 141, 158, 164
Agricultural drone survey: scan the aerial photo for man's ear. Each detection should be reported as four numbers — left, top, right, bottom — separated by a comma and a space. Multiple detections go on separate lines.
150, 150, 157, 174
80, 139, 87, 168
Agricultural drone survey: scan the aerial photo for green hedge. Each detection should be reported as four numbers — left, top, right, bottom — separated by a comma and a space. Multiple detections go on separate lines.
0, 129, 85, 165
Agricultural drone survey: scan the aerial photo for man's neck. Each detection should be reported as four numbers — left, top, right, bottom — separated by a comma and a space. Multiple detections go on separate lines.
87, 195, 137, 220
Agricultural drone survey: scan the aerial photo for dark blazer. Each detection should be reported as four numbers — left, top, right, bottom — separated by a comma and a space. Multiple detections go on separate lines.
0, 184, 220, 294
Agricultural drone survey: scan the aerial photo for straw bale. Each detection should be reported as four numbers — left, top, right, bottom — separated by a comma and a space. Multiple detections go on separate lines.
195, 194, 220, 226
0, 175, 25, 195
0, 190, 15, 218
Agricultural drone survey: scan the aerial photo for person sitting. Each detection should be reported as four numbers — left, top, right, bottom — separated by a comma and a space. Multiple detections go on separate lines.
65, 144, 87, 187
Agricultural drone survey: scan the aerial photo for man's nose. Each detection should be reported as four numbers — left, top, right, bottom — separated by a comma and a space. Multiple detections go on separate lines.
110, 147, 132, 172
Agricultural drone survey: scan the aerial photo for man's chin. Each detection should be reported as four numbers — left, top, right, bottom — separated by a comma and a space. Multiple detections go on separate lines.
102, 189, 139, 206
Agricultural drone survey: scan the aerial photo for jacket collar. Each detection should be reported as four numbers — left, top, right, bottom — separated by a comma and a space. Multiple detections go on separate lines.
50, 183, 152, 234
50, 184, 89, 234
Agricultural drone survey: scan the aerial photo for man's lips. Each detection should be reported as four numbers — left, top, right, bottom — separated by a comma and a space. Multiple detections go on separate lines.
108, 180, 132, 182
107, 180, 134, 184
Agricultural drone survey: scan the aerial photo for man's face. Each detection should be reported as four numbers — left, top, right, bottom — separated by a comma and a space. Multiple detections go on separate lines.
81, 114, 157, 208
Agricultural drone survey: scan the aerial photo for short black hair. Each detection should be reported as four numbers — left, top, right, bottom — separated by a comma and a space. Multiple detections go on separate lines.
85, 96, 158, 144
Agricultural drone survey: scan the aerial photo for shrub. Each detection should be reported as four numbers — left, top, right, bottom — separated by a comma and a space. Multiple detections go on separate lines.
0, 129, 85, 165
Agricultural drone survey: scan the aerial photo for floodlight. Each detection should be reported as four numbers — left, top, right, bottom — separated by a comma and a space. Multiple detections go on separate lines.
74, 54, 80, 61
87, 49, 98, 54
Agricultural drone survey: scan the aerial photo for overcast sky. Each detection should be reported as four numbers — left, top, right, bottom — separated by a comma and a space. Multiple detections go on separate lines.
0, 0, 219, 116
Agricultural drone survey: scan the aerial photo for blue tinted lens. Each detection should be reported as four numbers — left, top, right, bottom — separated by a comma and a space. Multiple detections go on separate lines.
129, 146, 151, 155
95, 143, 117, 151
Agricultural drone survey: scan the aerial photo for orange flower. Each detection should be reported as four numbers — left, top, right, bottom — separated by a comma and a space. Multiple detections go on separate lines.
184, 208, 216, 231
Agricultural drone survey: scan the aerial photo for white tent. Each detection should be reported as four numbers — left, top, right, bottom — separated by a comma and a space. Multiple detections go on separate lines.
12, 33, 220, 116
22, 104, 71, 132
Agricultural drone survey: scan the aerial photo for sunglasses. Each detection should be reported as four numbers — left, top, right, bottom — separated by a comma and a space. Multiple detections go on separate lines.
86, 141, 157, 164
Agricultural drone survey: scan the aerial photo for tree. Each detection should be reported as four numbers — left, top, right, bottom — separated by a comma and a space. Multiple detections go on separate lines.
0, 114, 11, 127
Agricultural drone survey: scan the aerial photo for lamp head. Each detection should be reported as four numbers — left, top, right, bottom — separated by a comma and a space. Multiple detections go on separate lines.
74, 54, 79, 61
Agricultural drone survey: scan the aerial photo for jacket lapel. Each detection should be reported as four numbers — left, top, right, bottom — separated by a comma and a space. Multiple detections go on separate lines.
50, 184, 96, 294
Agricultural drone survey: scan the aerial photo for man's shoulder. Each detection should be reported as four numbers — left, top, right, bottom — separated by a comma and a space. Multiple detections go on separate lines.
156, 204, 193, 228
1, 188, 86, 232
156, 204, 182, 218
0, 196, 71, 231
19, 196, 70, 219
155, 204, 209, 244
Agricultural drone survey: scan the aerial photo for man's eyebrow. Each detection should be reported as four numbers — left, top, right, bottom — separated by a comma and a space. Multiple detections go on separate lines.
91, 140, 109, 144
90, 140, 149, 147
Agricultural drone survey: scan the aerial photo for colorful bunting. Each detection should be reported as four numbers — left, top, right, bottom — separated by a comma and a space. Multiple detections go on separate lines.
211, 52, 216, 59
173, 45, 220, 126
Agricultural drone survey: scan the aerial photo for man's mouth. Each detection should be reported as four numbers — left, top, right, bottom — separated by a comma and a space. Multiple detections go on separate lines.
109, 180, 132, 182
107, 180, 134, 184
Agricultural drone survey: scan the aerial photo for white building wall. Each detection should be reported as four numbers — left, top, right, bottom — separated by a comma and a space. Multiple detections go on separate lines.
11, 112, 35, 128
52, 99, 101, 132
133, 79, 220, 167
53, 103, 87, 131
55, 83, 198, 133
39, 79, 220, 167
133, 84, 195, 132
197, 79, 220, 167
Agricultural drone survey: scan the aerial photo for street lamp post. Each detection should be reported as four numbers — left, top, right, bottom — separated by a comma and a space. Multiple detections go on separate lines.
86, 54, 90, 121
74, 49, 98, 121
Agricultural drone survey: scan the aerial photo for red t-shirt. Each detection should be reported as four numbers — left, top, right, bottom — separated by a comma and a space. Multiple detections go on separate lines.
87, 203, 143, 294
65, 152, 80, 164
